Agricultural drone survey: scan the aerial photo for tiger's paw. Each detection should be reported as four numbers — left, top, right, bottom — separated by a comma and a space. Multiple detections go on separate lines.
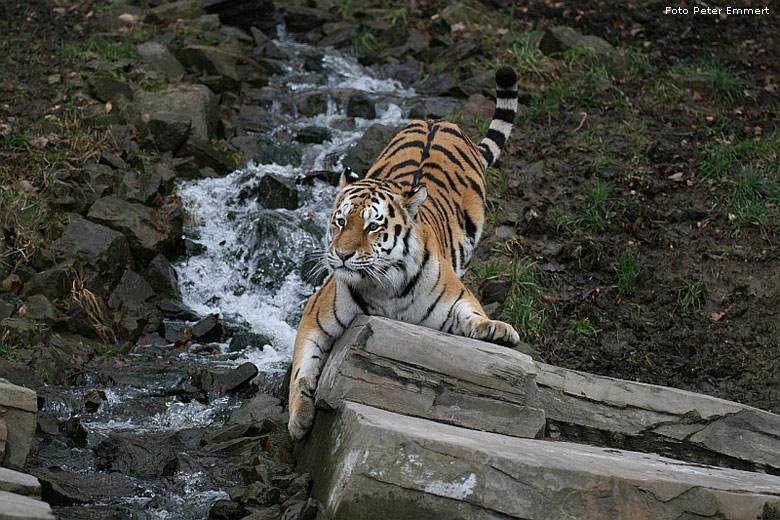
288, 375, 317, 442
470, 318, 521, 348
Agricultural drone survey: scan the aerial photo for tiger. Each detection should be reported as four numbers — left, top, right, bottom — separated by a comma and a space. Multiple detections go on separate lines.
288, 66, 520, 442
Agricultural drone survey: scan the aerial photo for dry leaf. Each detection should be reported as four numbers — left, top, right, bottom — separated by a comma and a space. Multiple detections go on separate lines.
118, 13, 143, 24
692, 90, 703, 101
105, 101, 113, 113
711, 304, 732, 322
174, 329, 193, 348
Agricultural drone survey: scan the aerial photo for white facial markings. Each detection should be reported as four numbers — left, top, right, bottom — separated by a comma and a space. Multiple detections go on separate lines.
363, 198, 386, 233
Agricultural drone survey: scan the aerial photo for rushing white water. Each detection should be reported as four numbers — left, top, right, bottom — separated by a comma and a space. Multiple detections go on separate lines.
175, 37, 414, 370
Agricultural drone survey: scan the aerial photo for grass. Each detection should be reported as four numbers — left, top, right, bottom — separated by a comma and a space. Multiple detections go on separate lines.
499, 254, 555, 344
697, 131, 778, 183
615, 249, 640, 296
677, 278, 707, 310
60, 38, 137, 65
668, 61, 742, 101
728, 169, 779, 234
472, 261, 503, 282
581, 178, 613, 231
0, 340, 21, 360
352, 28, 381, 53
570, 317, 601, 336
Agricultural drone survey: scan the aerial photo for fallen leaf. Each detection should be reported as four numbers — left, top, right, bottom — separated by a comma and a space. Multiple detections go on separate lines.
118, 13, 143, 24
692, 90, 703, 101
173, 329, 192, 348
105, 101, 113, 113
1, 274, 22, 294
711, 304, 732, 322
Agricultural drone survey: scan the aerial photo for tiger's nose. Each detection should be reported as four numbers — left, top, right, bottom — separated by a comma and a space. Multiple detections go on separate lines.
336, 249, 355, 261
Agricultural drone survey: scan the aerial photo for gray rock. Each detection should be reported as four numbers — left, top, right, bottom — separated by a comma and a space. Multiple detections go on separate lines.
220, 25, 253, 42
254, 142, 303, 169
0, 467, 41, 496
89, 76, 134, 103
280, 498, 320, 520
239, 505, 282, 520
177, 46, 241, 90
208, 499, 248, 520
135, 84, 216, 143
539, 26, 628, 76
345, 92, 375, 119
407, 97, 461, 119
191, 313, 222, 341
0, 489, 54, 520
0, 317, 41, 347
225, 394, 285, 429
295, 126, 332, 144
23, 294, 58, 323
228, 332, 271, 352
150, 0, 205, 20
282, 7, 337, 32
192, 13, 221, 32
295, 92, 328, 117
187, 362, 258, 396
204, 0, 279, 31
342, 124, 399, 176
107, 270, 155, 311
116, 169, 162, 206
253, 174, 299, 210
136, 41, 185, 81
180, 139, 237, 175
144, 254, 181, 298
157, 297, 200, 321
95, 433, 179, 477
21, 264, 74, 302
147, 111, 192, 154
301, 402, 780, 519
87, 197, 183, 265
317, 22, 360, 49
0, 379, 37, 469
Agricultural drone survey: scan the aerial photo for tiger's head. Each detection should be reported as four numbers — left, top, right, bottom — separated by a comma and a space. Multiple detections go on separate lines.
324, 168, 427, 287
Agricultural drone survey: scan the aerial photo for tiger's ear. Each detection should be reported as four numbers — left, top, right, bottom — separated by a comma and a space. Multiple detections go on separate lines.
338, 166, 360, 189
404, 185, 427, 219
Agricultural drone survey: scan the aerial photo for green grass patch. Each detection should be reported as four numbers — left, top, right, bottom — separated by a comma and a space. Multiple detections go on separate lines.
677, 277, 707, 310
0, 340, 21, 360
728, 169, 779, 234
570, 317, 601, 336
499, 254, 555, 345
615, 249, 640, 296
697, 131, 778, 183
668, 61, 742, 101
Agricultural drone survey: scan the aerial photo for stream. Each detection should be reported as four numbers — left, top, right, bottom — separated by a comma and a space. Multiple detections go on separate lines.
28, 28, 414, 519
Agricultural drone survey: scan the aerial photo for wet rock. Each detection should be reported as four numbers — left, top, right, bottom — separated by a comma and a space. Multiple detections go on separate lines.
295, 92, 328, 117
539, 26, 628, 76
1, 317, 41, 345
374, 58, 421, 87
135, 84, 216, 144
282, 7, 337, 33
24, 294, 58, 323
280, 498, 320, 520
241, 174, 299, 210
231, 481, 281, 508
83, 389, 105, 413
95, 433, 179, 476
0, 292, 23, 316
346, 92, 376, 119
136, 41, 185, 81
294, 126, 332, 144
255, 141, 303, 168
149, 0, 205, 20
297, 170, 340, 187
303, 55, 323, 72
163, 321, 189, 343
147, 111, 192, 154
33, 467, 143, 505
144, 254, 181, 298
204, 0, 279, 32
178, 46, 241, 90
407, 96, 461, 119
342, 124, 399, 176
225, 394, 285, 429
180, 139, 237, 175
228, 332, 271, 352
412, 72, 457, 96
209, 499, 248, 520
157, 297, 201, 321
108, 270, 155, 311
187, 362, 258, 397
89, 75, 135, 103
56, 217, 132, 293
317, 22, 359, 49
116, 169, 162, 206
191, 313, 223, 342
87, 197, 183, 265
240, 506, 282, 520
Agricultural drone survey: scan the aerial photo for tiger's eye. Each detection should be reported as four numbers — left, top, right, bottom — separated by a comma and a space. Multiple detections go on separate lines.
335, 217, 346, 227
366, 222, 380, 232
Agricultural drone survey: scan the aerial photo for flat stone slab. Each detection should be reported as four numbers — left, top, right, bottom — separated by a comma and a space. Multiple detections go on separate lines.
0, 468, 41, 497
299, 402, 780, 520
0, 490, 54, 520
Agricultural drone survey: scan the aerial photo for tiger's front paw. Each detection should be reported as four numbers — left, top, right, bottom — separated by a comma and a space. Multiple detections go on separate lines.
471, 318, 521, 348
288, 375, 317, 442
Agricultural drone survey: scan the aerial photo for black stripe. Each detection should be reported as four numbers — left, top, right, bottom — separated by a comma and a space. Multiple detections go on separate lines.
380, 139, 425, 161
442, 289, 465, 331
479, 144, 494, 167
332, 285, 347, 329
484, 128, 507, 150
496, 90, 518, 99
492, 107, 516, 123
422, 287, 447, 323
389, 159, 420, 175
424, 162, 459, 192
432, 144, 463, 170
294, 368, 300, 379
464, 211, 478, 242
468, 175, 485, 200
315, 310, 335, 338
348, 285, 370, 315
399, 248, 430, 297
422, 171, 448, 191
452, 143, 480, 175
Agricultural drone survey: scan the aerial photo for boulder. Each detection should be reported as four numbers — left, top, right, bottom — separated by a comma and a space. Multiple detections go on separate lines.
136, 41, 185, 81
345, 92, 375, 119
147, 111, 192, 154
539, 26, 628, 76
186, 362, 258, 398
23, 294, 58, 323
56, 217, 132, 294
407, 97, 461, 120
282, 7, 337, 33
89, 76, 134, 103
0, 467, 41, 496
228, 332, 271, 352
341, 124, 399, 176
242, 174, 299, 210
299, 402, 780, 520
95, 433, 179, 477
295, 92, 328, 117
203, 0, 279, 31
294, 126, 332, 144
107, 270, 155, 311
19, 265, 72, 303
135, 84, 216, 144
191, 313, 222, 342
144, 254, 181, 298
177, 46, 242, 90
87, 197, 183, 266
116, 169, 162, 206
0, 318, 42, 346
0, 378, 37, 469
0, 489, 54, 520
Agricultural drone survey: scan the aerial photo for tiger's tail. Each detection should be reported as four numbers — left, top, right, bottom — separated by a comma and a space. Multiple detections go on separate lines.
478, 66, 518, 169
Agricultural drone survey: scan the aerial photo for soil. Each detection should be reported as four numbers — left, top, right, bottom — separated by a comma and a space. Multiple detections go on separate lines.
477, 0, 779, 413
1, 0, 777, 418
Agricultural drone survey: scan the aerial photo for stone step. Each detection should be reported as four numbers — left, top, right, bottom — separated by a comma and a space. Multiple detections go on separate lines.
298, 402, 780, 520
0, 378, 37, 470
0, 490, 54, 520
0, 468, 41, 497
316, 316, 780, 473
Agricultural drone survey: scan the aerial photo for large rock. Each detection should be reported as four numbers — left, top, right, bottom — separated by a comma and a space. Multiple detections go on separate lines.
135, 84, 216, 143
203, 0, 279, 31
0, 378, 37, 469
87, 197, 183, 265
341, 124, 399, 176
147, 111, 192, 154
95, 433, 178, 477
20, 264, 73, 303
177, 46, 242, 90
32, 467, 142, 505
299, 402, 780, 520
282, 7, 337, 33
144, 254, 181, 298
149, 0, 205, 20
0, 489, 54, 520
56, 217, 132, 294
0, 467, 41, 496
539, 26, 628, 76
136, 41, 185, 81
